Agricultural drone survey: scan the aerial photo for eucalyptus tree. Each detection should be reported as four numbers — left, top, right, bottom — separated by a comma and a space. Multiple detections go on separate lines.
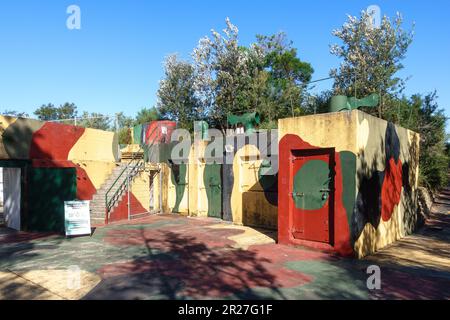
330, 10, 414, 117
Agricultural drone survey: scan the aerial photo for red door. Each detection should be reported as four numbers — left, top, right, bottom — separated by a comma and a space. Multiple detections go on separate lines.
290, 149, 334, 244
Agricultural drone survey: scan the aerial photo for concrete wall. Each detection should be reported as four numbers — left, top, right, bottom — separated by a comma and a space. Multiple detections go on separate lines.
0, 116, 118, 162
0, 116, 119, 198
353, 112, 420, 257
153, 134, 278, 229
188, 141, 209, 217
278, 110, 420, 258
229, 144, 277, 228
0, 116, 120, 231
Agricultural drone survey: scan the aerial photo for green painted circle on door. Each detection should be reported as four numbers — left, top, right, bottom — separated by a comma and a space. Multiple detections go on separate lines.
293, 160, 330, 210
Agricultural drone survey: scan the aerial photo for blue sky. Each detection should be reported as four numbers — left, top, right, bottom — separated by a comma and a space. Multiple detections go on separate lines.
0, 0, 449, 119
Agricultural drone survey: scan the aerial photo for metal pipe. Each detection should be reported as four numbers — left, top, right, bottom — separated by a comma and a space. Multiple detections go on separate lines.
159, 164, 162, 214
127, 168, 131, 221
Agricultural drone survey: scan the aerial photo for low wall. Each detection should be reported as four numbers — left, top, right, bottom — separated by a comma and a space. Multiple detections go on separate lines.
154, 134, 278, 230
0, 116, 119, 231
278, 110, 420, 258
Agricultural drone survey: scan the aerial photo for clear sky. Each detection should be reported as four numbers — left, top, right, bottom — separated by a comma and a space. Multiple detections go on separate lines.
0, 0, 449, 119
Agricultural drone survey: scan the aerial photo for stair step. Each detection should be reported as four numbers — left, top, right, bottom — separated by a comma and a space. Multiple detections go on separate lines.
89, 160, 146, 222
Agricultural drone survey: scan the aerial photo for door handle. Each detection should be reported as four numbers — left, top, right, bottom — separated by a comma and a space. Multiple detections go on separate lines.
320, 189, 330, 193
290, 192, 304, 197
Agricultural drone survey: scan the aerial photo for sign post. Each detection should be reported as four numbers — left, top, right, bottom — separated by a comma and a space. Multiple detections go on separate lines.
64, 201, 91, 237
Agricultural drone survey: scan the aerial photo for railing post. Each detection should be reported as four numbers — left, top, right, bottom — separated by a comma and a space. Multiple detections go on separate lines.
105, 192, 109, 225
127, 168, 131, 221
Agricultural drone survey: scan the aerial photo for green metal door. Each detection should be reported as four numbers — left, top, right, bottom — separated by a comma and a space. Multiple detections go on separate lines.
204, 163, 222, 218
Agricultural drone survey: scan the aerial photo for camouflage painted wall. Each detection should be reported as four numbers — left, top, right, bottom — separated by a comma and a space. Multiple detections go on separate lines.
222, 133, 278, 229
0, 116, 120, 231
278, 110, 420, 258
154, 134, 278, 229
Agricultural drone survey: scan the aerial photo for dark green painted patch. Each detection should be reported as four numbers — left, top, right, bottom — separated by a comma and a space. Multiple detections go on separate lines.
283, 260, 369, 299
339, 151, 357, 228
258, 159, 277, 192
293, 160, 330, 210
133, 125, 142, 145
27, 167, 77, 232
204, 163, 222, 218
0, 160, 30, 168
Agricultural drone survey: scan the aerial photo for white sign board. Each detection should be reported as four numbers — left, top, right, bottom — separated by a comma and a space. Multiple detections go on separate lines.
64, 201, 91, 237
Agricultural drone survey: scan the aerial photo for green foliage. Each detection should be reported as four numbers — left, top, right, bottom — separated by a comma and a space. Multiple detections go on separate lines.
157, 55, 200, 131
255, 32, 314, 120
384, 92, 449, 190
34, 102, 78, 122
115, 112, 134, 129
118, 127, 132, 145
330, 11, 414, 117
329, 11, 448, 191
187, 21, 314, 130
135, 107, 160, 125
303, 91, 333, 115
77, 111, 112, 131
1, 109, 30, 118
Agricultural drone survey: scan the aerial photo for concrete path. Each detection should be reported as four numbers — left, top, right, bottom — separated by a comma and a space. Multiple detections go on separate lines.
365, 202, 450, 299
0, 208, 449, 300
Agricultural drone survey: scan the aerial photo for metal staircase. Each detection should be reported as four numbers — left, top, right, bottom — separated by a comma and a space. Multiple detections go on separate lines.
89, 123, 172, 224
89, 163, 128, 224
104, 156, 147, 223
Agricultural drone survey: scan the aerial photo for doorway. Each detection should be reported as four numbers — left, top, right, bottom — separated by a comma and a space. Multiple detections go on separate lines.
289, 148, 335, 244
2, 167, 21, 230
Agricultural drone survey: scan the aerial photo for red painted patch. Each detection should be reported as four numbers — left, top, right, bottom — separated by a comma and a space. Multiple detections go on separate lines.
144, 121, 176, 144
381, 158, 403, 221
108, 192, 148, 222
75, 166, 97, 200
29, 122, 85, 160
0, 231, 58, 244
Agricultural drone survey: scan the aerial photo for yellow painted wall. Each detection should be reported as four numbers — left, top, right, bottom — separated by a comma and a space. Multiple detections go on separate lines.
278, 111, 358, 153
68, 128, 118, 162
156, 163, 170, 213
188, 140, 209, 217
130, 167, 152, 212
71, 160, 116, 189
0, 116, 18, 159
231, 144, 277, 228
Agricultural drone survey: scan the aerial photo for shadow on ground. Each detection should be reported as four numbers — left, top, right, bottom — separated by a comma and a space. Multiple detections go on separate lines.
84, 228, 288, 300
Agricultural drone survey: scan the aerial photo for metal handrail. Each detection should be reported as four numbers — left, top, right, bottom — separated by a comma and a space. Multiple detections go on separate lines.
105, 159, 143, 212
104, 122, 174, 222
